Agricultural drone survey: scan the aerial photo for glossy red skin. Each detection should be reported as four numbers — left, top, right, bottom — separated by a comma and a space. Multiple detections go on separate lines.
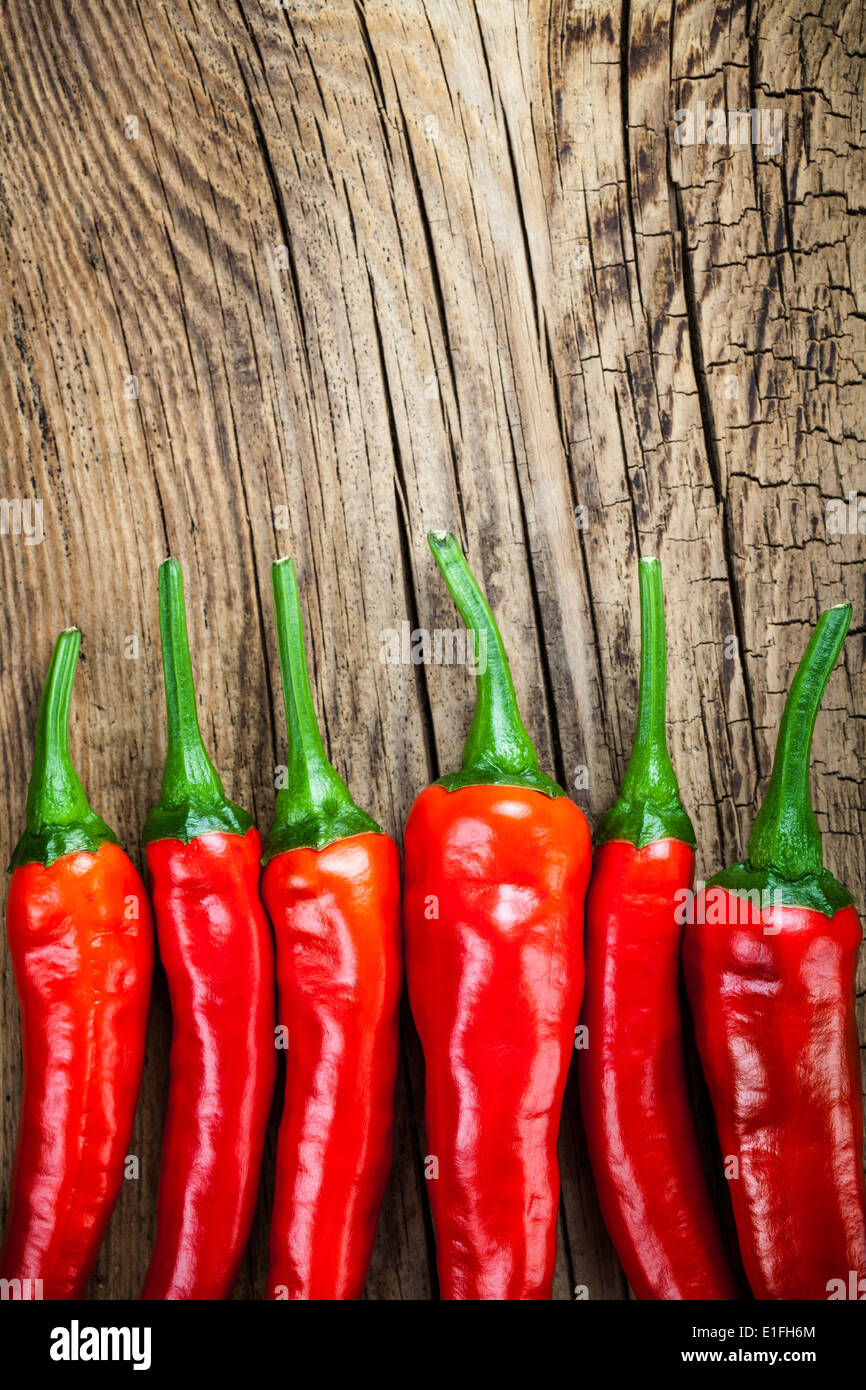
684, 890, 866, 1300
403, 783, 590, 1300
0, 843, 153, 1299
141, 828, 276, 1300
262, 831, 402, 1300
578, 839, 737, 1299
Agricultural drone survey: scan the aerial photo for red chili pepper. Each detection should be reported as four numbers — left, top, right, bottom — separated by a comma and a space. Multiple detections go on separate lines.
684, 602, 866, 1300
262, 558, 401, 1300
403, 532, 591, 1301
578, 559, 738, 1300
0, 630, 153, 1299
140, 560, 275, 1300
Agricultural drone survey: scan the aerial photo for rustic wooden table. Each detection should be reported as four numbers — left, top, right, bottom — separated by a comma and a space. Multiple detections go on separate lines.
1, 0, 863, 1300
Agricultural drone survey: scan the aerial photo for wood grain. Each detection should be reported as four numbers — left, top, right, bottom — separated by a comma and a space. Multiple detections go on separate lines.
0, 0, 863, 1300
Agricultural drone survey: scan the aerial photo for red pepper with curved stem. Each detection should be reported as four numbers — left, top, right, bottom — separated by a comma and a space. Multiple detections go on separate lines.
0, 630, 153, 1299
262, 557, 401, 1301
684, 603, 866, 1300
140, 559, 275, 1301
578, 559, 738, 1300
403, 532, 591, 1301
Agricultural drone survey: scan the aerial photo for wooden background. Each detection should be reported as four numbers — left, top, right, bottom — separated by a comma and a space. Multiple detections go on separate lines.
1, 0, 864, 1300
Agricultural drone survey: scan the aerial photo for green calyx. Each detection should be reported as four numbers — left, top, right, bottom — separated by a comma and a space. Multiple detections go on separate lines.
596, 558, 695, 849
427, 531, 564, 798
264, 557, 381, 862
143, 558, 253, 845
708, 602, 855, 917
9, 629, 120, 871
708, 864, 853, 918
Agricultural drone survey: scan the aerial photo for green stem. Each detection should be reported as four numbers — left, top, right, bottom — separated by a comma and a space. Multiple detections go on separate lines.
264, 557, 381, 860
709, 602, 855, 916
143, 558, 252, 844
427, 531, 563, 796
9, 629, 119, 870
747, 602, 851, 878
596, 558, 695, 847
